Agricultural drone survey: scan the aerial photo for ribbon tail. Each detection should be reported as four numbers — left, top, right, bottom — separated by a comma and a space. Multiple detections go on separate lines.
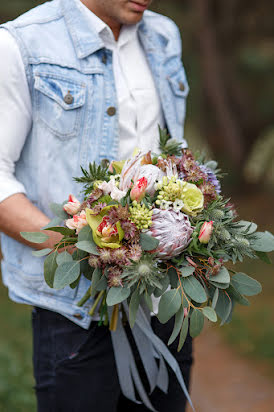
108, 307, 157, 412
123, 302, 196, 412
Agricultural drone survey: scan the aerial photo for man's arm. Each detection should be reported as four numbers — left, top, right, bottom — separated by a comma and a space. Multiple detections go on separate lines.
0, 30, 62, 251
0, 194, 62, 250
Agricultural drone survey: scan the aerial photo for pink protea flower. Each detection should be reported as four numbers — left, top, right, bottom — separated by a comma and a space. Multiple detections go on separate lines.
107, 266, 123, 287
130, 177, 148, 202
146, 209, 193, 259
66, 210, 87, 234
63, 194, 81, 215
198, 221, 214, 244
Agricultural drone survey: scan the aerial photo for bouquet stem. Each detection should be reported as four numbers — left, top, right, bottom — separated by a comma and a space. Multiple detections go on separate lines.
88, 290, 104, 316
109, 304, 119, 331
76, 286, 91, 307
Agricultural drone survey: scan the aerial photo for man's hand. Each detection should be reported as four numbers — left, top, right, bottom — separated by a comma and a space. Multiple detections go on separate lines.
0, 193, 63, 251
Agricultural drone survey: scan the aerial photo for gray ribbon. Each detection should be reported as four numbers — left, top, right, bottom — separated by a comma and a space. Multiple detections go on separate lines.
109, 303, 195, 412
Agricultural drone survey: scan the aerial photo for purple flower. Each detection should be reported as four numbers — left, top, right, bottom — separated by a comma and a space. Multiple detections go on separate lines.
200, 165, 221, 194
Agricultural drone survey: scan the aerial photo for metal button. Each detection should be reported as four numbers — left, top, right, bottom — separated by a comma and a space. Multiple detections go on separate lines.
73, 313, 83, 320
102, 54, 107, 64
179, 82, 185, 92
107, 106, 116, 116
64, 91, 74, 105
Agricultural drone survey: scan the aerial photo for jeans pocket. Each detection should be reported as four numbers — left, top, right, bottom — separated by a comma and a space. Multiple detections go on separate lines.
52, 315, 98, 367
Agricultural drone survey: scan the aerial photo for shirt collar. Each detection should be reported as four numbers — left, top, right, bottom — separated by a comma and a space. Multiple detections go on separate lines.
75, 0, 139, 49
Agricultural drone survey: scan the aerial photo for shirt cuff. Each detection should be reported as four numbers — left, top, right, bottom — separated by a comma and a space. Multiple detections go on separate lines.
0, 175, 26, 203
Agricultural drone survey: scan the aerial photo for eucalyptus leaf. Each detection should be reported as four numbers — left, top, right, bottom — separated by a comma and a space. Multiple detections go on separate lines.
44, 251, 58, 288
231, 273, 262, 296
75, 240, 99, 255
168, 267, 179, 288
157, 289, 182, 324
56, 251, 73, 266
168, 305, 185, 345
153, 275, 170, 298
20, 231, 49, 244
250, 231, 274, 252
256, 251, 272, 264
53, 261, 81, 290
210, 281, 230, 290
236, 220, 257, 234
209, 266, 230, 284
106, 286, 130, 306
212, 288, 219, 309
90, 268, 102, 297
50, 202, 69, 220
227, 285, 250, 306
32, 248, 52, 257
202, 307, 217, 322
70, 275, 81, 289
95, 274, 108, 291
178, 316, 189, 351
180, 266, 195, 277
144, 293, 153, 312
139, 233, 159, 251
45, 226, 76, 237
78, 225, 94, 242
42, 217, 62, 229
190, 309, 204, 338
183, 276, 207, 303
129, 289, 140, 328
215, 291, 232, 324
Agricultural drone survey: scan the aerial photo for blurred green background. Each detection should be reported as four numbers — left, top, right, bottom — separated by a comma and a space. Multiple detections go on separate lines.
0, 1, 274, 411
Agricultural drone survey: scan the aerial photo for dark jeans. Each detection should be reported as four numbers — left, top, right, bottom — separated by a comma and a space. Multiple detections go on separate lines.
32, 307, 193, 412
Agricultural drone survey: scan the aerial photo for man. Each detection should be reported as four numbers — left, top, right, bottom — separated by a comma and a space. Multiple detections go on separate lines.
0, 0, 192, 410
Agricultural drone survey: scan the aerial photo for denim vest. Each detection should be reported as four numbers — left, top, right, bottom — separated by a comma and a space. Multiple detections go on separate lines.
0, 0, 189, 329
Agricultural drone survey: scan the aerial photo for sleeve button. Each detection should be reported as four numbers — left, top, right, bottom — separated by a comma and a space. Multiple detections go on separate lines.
179, 82, 185, 92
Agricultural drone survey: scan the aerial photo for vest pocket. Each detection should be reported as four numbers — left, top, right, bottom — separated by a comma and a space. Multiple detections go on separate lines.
34, 74, 86, 139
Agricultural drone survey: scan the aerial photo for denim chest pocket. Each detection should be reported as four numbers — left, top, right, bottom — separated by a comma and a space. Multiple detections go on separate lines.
167, 67, 189, 124
34, 74, 86, 139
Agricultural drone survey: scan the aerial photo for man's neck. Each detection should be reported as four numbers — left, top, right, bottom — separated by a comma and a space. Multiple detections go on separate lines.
80, 0, 122, 40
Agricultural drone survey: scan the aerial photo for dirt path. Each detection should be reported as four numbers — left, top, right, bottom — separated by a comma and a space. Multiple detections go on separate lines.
186, 327, 274, 412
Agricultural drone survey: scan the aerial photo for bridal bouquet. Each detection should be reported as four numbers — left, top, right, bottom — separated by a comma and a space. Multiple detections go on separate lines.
21, 128, 274, 411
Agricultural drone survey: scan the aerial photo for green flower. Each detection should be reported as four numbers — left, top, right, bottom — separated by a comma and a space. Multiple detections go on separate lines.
181, 182, 204, 216
86, 205, 124, 249
129, 201, 153, 230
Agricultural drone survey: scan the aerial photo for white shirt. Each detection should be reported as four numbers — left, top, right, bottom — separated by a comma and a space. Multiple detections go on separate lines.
0, 0, 164, 203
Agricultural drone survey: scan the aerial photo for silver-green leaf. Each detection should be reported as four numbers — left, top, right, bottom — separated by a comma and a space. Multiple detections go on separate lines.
157, 289, 182, 324
20, 231, 49, 244
183, 276, 207, 303
53, 261, 81, 290
106, 286, 130, 306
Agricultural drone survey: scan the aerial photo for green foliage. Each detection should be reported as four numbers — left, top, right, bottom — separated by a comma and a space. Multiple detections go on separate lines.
20, 231, 49, 244
44, 251, 58, 288
157, 289, 182, 324
158, 126, 182, 156
182, 276, 207, 303
74, 163, 109, 196
106, 286, 130, 306
49, 202, 69, 220
168, 305, 185, 345
53, 261, 81, 290
231, 273, 262, 296
32, 248, 52, 257
139, 233, 159, 251
190, 309, 204, 338
75, 240, 99, 255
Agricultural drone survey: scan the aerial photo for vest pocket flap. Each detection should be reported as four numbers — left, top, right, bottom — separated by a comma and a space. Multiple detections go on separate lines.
34, 75, 86, 110
167, 69, 189, 98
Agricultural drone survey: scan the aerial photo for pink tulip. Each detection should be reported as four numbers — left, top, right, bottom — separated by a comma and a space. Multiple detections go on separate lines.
130, 177, 148, 202
66, 210, 87, 234
198, 221, 214, 244
63, 194, 81, 215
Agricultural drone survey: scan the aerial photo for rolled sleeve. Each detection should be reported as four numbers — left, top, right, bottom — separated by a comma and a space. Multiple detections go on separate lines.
0, 29, 32, 203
